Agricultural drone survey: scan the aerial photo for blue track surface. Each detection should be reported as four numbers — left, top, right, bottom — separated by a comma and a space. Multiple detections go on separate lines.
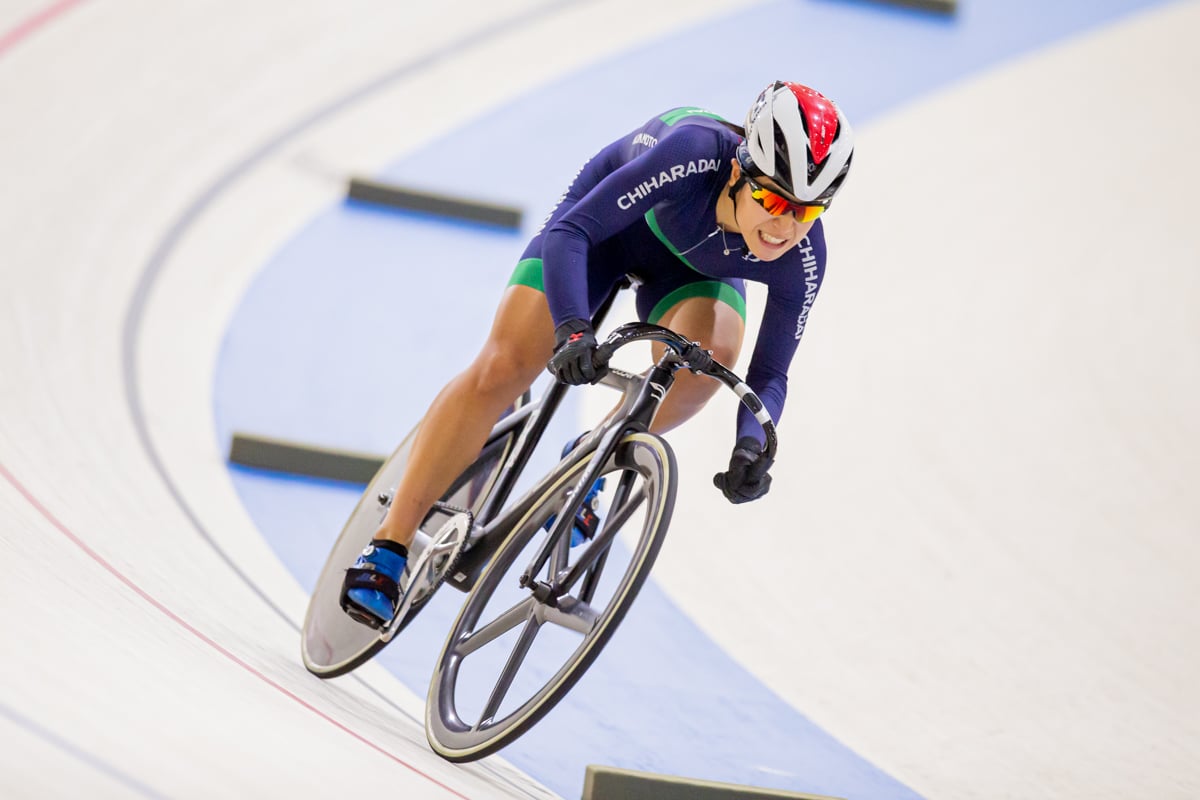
215, 0, 1175, 796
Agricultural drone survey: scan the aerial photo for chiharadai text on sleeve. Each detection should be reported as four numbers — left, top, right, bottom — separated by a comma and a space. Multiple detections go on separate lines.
541, 124, 726, 326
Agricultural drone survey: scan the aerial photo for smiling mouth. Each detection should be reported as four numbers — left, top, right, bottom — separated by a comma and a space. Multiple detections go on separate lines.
759, 230, 788, 246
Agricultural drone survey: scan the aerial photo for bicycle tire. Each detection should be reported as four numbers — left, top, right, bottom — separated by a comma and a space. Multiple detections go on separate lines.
425, 431, 676, 761
301, 423, 518, 678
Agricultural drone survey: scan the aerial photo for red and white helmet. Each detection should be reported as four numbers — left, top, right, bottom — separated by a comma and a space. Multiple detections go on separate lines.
737, 81, 854, 205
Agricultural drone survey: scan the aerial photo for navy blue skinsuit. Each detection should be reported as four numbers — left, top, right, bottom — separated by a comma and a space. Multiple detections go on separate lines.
513, 108, 828, 445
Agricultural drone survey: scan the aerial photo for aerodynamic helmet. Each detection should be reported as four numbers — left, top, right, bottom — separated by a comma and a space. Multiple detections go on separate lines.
736, 81, 854, 205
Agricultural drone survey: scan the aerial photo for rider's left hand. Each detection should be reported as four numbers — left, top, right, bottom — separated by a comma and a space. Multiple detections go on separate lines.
713, 436, 773, 504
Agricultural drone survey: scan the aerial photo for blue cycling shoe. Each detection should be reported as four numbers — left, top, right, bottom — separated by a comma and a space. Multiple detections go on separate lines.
545, 433, 606, 547
340, 539, 408, 629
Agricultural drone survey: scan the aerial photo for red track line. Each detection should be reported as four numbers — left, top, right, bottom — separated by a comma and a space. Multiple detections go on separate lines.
0, 0, 86, 59
0, 461, 471, 800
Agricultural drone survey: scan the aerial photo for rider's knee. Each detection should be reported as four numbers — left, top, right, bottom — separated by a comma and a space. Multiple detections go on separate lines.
651, 371, 717, 433
706, 338, 740, 368
676, 369, 721, 406
466, 344, 542, 398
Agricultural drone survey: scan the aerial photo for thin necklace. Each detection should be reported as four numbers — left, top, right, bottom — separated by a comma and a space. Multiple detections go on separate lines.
678, 227, 721, 257
679, 226, 736, 257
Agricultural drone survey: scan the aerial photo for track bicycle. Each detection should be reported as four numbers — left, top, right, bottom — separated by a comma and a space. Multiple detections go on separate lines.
301, 292, 777, 761
302, 280, 631, 677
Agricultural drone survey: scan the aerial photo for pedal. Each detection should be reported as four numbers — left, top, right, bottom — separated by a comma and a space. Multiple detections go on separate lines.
343, 605, 386, 631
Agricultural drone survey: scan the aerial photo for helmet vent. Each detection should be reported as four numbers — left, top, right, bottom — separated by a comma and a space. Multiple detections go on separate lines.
771, 119, 792, 186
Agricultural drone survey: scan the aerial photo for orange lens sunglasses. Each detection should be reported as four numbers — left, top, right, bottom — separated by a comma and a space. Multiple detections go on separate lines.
745, 175, 827, 223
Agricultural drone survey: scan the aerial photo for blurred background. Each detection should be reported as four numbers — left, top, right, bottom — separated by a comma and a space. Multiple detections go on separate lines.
2, 0, 1197, 798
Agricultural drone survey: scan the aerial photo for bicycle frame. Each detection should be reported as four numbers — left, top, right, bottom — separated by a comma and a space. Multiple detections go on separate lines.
438, 278, 629, 591
304, 281, 778, 676
442, 315, 780, 602
441, 353, 671, 595
428, 267, 778, 603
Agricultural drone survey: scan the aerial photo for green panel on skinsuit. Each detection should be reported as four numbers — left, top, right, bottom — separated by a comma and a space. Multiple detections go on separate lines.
507, 257, 545, 292
658, 107, 728, 126
648, 280, 746, 324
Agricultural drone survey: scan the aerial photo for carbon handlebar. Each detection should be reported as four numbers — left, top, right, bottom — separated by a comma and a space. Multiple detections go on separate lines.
594, 322, 778, 461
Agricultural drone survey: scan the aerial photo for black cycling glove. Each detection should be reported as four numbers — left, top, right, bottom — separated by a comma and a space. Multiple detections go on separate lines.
546, 318, 607, 385
713, 436, 773, 504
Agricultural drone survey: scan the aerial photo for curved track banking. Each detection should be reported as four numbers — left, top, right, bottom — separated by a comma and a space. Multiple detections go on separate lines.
2, 1, 1198, 798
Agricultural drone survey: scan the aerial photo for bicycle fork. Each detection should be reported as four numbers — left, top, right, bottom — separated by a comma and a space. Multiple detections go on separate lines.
517, 360, 679, 606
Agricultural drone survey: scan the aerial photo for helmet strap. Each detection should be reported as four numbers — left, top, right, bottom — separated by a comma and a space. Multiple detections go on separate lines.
724, 175, 750, 257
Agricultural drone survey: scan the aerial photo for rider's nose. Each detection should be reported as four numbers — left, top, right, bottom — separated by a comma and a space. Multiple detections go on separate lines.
768, 215, 794, 236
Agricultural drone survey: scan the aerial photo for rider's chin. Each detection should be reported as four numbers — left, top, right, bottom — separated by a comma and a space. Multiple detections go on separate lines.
751, 230, 791, 260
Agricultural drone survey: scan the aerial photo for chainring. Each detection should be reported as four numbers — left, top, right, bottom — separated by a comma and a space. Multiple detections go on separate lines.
380, 511, 473, 641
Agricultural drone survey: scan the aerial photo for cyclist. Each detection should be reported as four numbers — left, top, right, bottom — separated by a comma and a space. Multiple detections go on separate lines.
341, 80, 855, 628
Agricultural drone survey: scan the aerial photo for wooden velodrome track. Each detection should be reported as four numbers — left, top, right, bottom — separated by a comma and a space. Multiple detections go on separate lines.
2, 0, 1197, 797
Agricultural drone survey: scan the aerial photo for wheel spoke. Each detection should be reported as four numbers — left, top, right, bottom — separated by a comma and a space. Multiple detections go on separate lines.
455, 596, 536, 658
475, 616, 542, 730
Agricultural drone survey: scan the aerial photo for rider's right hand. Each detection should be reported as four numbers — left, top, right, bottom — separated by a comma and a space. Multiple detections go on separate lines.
547, 318, 607, 385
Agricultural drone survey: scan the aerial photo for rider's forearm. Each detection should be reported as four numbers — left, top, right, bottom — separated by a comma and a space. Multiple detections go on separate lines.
541, 222, 593, 326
